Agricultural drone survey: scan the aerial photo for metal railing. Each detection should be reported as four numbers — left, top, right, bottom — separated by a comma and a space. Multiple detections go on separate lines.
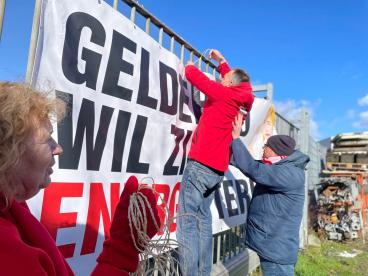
276, 112, 299, 139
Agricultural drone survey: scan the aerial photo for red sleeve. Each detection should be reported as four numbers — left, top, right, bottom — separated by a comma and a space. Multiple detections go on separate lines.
185, 65, 229, 101
0, 221, 58, 276
218, 62, 231, 78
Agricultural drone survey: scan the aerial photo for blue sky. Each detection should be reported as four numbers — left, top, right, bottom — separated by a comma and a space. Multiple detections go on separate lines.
1, 0, 368, 140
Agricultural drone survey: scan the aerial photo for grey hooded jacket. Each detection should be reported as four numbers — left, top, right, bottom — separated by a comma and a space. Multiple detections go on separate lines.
231, 138, 310, 264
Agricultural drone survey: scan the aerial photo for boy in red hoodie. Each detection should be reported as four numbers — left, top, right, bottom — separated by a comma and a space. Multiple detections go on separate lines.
177, 50, 254, 275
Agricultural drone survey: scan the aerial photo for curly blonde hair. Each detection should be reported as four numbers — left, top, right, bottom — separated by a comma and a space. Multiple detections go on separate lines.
0, 82, 66, 200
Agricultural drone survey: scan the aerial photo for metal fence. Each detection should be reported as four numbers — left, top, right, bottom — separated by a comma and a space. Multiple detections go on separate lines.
276, 112, 299, 140
278, 108, 324, 249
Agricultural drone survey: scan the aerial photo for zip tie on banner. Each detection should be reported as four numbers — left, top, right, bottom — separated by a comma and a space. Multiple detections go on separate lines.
192, 48, 212, 66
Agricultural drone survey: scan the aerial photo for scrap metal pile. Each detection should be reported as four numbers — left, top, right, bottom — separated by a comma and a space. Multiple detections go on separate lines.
326, 132, 368, 168
316, 178, 361, 241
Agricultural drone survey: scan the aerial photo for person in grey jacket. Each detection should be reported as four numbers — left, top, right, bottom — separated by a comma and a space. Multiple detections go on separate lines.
231, 114, 310, 276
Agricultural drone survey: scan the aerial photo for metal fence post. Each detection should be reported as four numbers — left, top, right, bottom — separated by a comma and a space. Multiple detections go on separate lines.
252, 83, 273, 101
0, 0, 5, 41
299, 108, 310, 248
266, 83, 273, 101
25, 0, 42, 84
113, 0, 118, 10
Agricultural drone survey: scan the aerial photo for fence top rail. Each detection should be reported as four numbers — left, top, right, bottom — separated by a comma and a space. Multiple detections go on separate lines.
122, 0, 218, 71
121, 0, 274, 100
276, 112, 300, 131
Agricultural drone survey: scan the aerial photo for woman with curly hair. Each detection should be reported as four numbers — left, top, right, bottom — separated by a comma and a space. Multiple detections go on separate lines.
0, 82, 160, 275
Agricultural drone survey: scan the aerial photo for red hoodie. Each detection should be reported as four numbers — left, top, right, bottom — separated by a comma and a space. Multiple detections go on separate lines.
185, 62, 254, 172
0, 201, 129, 276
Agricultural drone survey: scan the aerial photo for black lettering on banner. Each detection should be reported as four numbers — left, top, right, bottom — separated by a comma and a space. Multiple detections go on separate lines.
137, 47, 158, 109
235, 180, 250, 214
56, 90, 114, 171
191, 85, 202, 123
163, 125, 193, 175
62, 12, 105, 90
223, 180, 239, 217
240, 113, 250, 137
126, 115, 150, 173
214, 188, 224, 219
179, 130, 193, 174
159, 62, 178, 115
163, 125, 183, 175
111, 110, 132, 172
178, 76, 192, 123
102, 30, 137, 101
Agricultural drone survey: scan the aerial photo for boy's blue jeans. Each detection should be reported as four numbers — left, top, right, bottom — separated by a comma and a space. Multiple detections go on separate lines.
177, 160, 224, 276
260, 257, 295, 276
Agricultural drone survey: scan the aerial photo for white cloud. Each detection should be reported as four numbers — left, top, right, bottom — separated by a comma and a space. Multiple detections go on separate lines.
274, 99, 322, 140
352, 111, 368, 129
358, 94, 368, 106
361, 111, 368, 120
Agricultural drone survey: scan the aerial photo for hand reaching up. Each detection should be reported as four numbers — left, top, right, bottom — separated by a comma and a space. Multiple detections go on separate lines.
232, 113, 244, 140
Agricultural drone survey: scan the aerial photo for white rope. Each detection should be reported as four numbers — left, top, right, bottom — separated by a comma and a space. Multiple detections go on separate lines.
127, 178, 203, 275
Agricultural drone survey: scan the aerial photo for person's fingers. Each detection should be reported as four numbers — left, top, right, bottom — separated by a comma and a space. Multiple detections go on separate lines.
238, 113, 243, 121
234, 114, 240, 126
209, 49, 213, 58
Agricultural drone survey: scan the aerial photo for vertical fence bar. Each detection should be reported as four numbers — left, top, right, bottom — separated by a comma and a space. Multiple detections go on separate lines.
0, 0, 5, 41
145, 17, 150, 34
158, 27, 163, 45
198, 56, 202, 70
234, 226, 238, 255
230, 229, 233, 258
216, 234, 221, 263
170, 36, 174, 53
180, 45, 185, 63
190, 51, 193, 62
266, 83, 273, 101
25, 0, 42, 84
113, 0, 118, 10
130, 6, 136, 23
299, 108, 310, 248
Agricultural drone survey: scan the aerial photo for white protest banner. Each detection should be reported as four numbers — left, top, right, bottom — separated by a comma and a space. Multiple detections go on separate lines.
28, 0, 274, 273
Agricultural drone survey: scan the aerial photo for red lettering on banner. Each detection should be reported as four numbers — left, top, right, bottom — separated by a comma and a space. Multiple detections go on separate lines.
110, 183, 121, 222
153, 184, 170, 235
41, 182, 83, 259
80, 182, 121, 255
168, 182, 180, 232
40, 181, 181, 259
